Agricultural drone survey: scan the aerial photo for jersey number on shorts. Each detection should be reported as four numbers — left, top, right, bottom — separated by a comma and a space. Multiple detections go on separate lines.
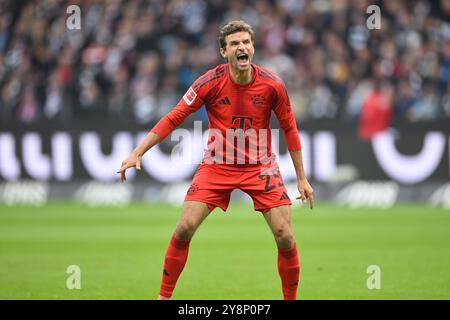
259, 168, 284, 192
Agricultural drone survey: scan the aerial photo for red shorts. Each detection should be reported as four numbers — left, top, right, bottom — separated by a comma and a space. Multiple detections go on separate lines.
185, 162, 292, 212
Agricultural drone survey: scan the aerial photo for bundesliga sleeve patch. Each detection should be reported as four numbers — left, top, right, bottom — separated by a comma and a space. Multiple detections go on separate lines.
183, 86, 197, 106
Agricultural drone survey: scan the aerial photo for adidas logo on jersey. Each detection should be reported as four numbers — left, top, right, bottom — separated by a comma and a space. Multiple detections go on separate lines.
219, 96, 231, 105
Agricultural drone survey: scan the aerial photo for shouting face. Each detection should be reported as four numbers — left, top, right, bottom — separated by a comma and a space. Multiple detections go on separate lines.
220, 31, 255, 72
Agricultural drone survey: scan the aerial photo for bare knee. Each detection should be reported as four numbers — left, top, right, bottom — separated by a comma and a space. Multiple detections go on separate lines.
274, 226, 295, 250
173, 202, 210, 241
174, 219, 198, 241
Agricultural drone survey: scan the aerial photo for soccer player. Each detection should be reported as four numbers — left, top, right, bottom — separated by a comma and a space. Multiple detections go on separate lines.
118, 20, 314, 300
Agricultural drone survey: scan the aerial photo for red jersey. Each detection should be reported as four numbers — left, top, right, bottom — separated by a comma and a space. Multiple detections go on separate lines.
151, 63, 301, 166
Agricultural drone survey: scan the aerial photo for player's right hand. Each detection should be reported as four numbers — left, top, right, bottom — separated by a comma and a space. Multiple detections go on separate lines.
117, 154, 142, 183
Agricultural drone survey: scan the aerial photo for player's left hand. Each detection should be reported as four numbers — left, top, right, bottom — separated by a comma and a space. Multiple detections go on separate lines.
296, 177, 314, 209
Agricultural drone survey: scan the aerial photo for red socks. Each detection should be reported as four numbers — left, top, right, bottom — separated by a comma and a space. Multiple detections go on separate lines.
159, 236, 299, 300
278, 243, 300, 300
159, 235, 190, 299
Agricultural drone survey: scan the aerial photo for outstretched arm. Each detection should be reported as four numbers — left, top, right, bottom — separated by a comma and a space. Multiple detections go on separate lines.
117, 132, 161, 183
289, 150, 314, 209
117, 78, 208, 182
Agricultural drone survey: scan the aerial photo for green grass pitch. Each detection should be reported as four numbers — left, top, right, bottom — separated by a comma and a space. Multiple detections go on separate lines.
0, 202, 449, 300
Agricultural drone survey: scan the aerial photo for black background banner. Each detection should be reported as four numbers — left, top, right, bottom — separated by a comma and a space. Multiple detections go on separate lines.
0, 119, 449, 183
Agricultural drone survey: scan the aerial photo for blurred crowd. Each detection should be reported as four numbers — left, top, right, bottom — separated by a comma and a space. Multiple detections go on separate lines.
1, 0, 450, 126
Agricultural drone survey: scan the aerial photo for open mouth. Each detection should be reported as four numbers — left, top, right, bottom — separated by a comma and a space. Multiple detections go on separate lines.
237, 53, 249, 66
